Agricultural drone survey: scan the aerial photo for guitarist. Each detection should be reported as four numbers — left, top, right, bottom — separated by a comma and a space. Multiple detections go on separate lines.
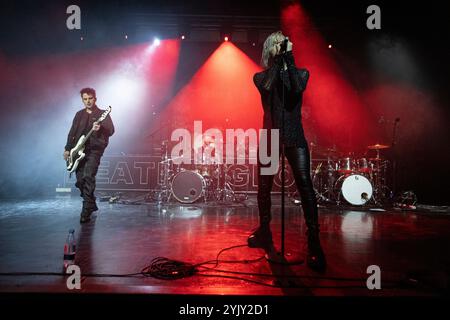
63, 88, 115, 223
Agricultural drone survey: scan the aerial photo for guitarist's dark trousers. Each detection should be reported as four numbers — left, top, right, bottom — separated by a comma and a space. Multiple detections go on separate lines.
75, 150, 102, 213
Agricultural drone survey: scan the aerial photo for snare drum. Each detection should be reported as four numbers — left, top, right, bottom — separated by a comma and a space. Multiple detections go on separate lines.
171, 170, 206, 203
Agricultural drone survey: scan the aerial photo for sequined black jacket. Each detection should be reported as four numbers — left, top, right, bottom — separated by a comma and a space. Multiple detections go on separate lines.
253, 51, 309, 147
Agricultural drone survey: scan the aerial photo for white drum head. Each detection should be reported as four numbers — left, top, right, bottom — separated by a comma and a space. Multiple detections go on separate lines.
341, 174, 373, 205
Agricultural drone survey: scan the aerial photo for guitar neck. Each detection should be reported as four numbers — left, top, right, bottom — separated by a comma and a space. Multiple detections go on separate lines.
81, 119, 103, 145
78, 107, 111, 147
84, 128, 95, 141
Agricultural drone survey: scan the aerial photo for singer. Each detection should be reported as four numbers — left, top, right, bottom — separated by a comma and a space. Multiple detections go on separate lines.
248, 31, 326, 271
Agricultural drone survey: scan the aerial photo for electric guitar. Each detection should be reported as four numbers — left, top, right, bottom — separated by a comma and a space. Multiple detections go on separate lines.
66, 106, 112, 173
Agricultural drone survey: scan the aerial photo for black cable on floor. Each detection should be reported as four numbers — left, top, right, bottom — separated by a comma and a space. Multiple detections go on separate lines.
140, 244, 262, 280
0, 243, 421, 290
141, 257, 197, 280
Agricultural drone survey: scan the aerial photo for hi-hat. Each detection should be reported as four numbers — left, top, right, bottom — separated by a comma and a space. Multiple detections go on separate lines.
367, 143, 390, 150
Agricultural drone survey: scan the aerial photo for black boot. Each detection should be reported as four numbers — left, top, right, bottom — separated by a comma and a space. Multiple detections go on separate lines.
306, 227, 326, 272
80, 201, 97, 223
248, 223, 273, 249
80, 210, 92, 223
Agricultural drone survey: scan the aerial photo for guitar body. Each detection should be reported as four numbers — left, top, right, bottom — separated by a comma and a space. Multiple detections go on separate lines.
67, 135, 86, 173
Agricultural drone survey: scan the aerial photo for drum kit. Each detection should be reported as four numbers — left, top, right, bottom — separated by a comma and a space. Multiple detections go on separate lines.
152, 134, 392, 207
154, 136, 238, 204
311, 143, 391, 206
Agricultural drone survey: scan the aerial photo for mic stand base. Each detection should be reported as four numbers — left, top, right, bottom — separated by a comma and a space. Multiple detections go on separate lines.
264, 245, 304, 265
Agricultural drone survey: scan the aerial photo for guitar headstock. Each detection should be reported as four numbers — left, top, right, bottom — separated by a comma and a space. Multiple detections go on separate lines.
98, 106, 112, 123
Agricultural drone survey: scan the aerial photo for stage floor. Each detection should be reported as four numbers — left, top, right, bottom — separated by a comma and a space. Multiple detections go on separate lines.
0, 195, 449, 298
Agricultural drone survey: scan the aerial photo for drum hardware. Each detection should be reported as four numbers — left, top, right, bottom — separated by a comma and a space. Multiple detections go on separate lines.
308, 143, 395, 207
310, 143, 341, 204
213, 164, 237, 203
366, 144, 391, 205
312, 156, 337, 204
154, 140, 172, 204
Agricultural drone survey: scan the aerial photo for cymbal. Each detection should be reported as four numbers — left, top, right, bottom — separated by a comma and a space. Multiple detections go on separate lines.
367, 143, 390, 150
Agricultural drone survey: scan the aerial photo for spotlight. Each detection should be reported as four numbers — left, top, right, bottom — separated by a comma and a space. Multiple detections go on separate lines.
247, 29, 259, 47
80, 36, 84, 41
125, 35, 128, 40
328, 44, 332, 49
220, 23, 232, 43
181, 35, 185, 40
153, 38, 161, 46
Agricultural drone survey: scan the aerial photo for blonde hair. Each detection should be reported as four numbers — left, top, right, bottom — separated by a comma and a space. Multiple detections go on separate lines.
261, 31, 284, 68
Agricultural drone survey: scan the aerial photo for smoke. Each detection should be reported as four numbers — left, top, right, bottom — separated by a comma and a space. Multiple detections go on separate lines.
0, 40, 180, 197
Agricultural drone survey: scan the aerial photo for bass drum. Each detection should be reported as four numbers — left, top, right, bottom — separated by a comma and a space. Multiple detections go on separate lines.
335, 174, 373, 205
171, 170, 206, 203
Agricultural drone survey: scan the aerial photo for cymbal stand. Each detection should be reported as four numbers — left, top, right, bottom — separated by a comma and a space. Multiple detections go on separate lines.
370, 155, 386, 206
376, 160, 391, 205
215, 164, 236, 203
156, 141, 172, 204
325, 154, 337, 202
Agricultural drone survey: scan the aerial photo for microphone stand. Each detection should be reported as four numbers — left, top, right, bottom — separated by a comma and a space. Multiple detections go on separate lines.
391, 118, 400, 200
266, 51, 303, 265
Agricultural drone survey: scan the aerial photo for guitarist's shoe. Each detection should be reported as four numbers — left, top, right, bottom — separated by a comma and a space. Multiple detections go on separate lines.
80, 211, 92, 223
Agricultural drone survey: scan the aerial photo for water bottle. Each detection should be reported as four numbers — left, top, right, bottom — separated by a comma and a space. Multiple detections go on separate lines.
63, 229, 76, 269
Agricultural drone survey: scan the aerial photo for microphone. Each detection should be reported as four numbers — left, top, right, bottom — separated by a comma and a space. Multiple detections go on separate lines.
280, 38, 289, 53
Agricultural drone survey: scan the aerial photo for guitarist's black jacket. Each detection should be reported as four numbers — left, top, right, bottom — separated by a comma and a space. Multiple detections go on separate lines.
65, 105, 115, 154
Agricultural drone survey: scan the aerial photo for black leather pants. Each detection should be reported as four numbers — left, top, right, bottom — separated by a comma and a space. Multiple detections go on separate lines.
75, 151, 101, 213
257, 146, 319, 230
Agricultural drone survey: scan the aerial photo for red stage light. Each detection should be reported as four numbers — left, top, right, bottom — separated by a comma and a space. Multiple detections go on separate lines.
282, 3, 374, 152
163, 42, 263, 130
